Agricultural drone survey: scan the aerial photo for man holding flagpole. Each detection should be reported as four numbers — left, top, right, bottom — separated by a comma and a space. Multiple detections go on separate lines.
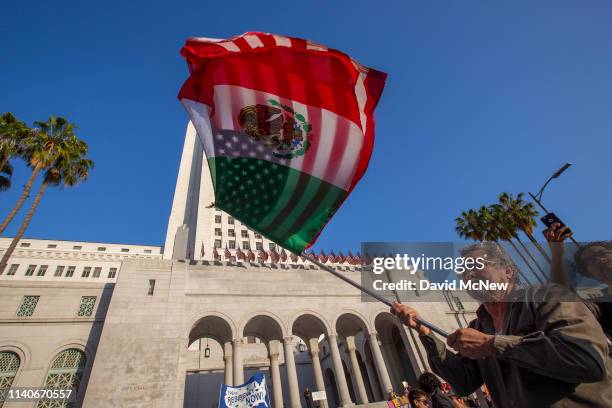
391, 242, 612, 408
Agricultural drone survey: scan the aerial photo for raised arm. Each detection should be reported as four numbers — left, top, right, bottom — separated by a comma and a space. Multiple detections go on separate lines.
543, 223, 571, 287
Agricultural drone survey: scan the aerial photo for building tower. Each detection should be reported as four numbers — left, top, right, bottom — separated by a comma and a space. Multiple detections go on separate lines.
164, 122, 278, 261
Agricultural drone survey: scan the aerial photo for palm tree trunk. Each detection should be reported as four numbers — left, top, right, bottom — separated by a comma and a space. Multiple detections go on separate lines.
0, 166, 41, 235
490, 223, 545, 284
0, 182, 47, 273
523, 231, 552, 264
505, 239, 543, 284
514, 235, 548, 282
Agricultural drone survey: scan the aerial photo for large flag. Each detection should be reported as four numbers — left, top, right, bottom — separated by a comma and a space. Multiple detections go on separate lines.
179, 32, 386, 253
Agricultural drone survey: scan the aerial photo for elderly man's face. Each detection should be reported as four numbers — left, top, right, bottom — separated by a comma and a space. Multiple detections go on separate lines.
462, 249, 514, 302
579, 245, 612, 285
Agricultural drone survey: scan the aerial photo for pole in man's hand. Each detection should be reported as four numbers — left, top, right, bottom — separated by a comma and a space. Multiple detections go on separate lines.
301, 252, 449, 338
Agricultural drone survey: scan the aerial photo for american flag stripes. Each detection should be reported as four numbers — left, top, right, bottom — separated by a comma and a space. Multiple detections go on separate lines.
179, 32, 386, 254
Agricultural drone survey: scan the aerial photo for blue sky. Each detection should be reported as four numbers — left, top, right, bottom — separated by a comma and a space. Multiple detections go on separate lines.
1, 1, 611, 250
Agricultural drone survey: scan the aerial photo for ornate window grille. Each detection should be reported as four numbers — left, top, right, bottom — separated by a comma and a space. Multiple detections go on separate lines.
0, 351, 20, 405
77, 297, 96, 317
36, 349, 86, 408
16, 296, 39, 317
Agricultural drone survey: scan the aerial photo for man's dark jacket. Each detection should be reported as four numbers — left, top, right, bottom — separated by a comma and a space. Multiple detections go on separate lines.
420, 285, 612, 408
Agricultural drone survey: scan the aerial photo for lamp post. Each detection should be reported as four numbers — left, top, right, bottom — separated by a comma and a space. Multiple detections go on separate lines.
528, 163, 579, 247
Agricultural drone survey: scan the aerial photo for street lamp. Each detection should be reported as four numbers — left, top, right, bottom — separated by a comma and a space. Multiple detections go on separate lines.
529, 163, 579, 246
204, 337, 211, 358
534, 162, 572, 202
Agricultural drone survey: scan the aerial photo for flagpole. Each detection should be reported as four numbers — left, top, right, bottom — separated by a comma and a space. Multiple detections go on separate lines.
300, 252, 449, 338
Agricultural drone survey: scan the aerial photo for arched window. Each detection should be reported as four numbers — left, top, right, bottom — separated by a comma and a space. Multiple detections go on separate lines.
36, 348, 86, 408
1, 351, 21, 405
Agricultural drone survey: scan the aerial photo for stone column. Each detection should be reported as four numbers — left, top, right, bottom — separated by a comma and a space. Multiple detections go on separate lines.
232, 338, 244, 385
402, 325, 426, 375
328, 334, 353, 407
346, 336, 368, 404
309, 338, 328, 408
283, 336, 301, 408
223, 341, 233, 386
269, 340, 283, 408
368, 333, 393, 396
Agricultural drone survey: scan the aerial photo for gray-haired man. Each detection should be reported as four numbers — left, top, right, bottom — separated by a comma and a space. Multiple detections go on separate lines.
392, 242, 611, 408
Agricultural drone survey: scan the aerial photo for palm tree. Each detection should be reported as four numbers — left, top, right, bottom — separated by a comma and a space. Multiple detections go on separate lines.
0, 162, 13, 191
498, 192, 551, 263
456, 205, 535, 284
0, 134, 93, 271
455, 209, 483, 241
0, 117, 75, 234
0, 118, 93, 273
0, 112, 29, 172
494, 195, 547, 277
488, 203, 545, 284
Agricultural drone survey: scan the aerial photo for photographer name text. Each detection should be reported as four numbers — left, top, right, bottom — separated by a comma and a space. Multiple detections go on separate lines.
372, 279, 508, 291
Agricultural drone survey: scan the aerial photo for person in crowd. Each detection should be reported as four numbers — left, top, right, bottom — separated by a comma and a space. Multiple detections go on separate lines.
417, 372, 455, 408
408, 388, 433, 408
480, 385, 493, 408
465, 396, 480, 408
446, 391, 469, 408
303, 387, 313, 408
544, 223, 611, 340
391, 242, 612, 407
387, 390, 399, 401
402, 380, 410, 396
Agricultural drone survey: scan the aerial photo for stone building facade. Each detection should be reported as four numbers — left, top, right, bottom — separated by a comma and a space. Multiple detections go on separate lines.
0, 124, 476, 407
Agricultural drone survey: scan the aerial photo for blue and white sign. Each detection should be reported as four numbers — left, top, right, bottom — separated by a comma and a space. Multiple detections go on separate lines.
219, 373, 271, 408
